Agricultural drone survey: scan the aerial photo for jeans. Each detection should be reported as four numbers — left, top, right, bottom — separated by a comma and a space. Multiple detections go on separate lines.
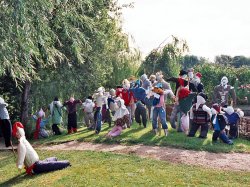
126, 106, 132, 125
152, 107, 168, 129
170, 104, 183, 131
212, 130, 232, 144
94, 107, 102, 133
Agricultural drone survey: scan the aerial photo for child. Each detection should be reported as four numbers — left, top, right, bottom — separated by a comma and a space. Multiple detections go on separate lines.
82, 96, 95, 129
49, 97, 63, 135
13, 122, 70, 175
0, 97, 12, 147
188, 93, 212, 138
106, 97, 130, 138
211, 104, 233, 145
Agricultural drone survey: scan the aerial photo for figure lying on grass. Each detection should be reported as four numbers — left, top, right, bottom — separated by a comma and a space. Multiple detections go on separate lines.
13, 122, 70, 175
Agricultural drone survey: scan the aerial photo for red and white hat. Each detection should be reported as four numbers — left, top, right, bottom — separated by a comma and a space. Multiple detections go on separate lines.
12, 122, 24, 137
195, 72, 202, 79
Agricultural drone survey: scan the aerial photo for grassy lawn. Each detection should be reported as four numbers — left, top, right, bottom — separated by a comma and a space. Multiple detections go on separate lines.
32, 122, 250, 153
0, 150, 249, 187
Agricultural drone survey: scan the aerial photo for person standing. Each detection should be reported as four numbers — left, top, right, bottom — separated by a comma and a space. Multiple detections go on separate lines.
213, 76, 236, 107
63, 97, 82, 134
166, 70, 197, 132
49, 97, 63, 135
0, 97, 12, 147
151, 84, 175, 136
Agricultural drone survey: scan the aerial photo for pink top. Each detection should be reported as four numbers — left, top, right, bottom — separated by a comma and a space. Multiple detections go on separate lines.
155, 95, 165, 108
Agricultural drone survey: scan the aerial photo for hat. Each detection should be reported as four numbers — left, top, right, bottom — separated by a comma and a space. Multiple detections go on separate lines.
187, 68, 194, 72
149, 75, 156, 80
156, 72, 163, 80
97, 87, 104, 93
198, 92, 208, 100
38, 109, 45, 118
141, 74, 147, 81
12, 122, 24, 137
195, 72, 202, 79
179, 70, 187, 76
212, 103, 221, 113
87, 96, 93, 100
128, 76, 136, 82
152, 87, 164, 95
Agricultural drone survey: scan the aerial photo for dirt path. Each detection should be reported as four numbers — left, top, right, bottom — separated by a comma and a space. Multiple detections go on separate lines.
40, 141, 250, 172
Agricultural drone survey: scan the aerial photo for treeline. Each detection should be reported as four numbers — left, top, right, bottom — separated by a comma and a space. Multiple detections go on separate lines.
139, 38, 250, 104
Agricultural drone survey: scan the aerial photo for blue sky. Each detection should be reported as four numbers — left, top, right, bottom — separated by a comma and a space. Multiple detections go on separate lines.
118, 0, 250, 60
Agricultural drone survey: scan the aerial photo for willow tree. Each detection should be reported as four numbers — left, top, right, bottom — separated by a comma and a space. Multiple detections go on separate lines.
29, 0, 141, 109
138, 36, 189, 78
0, 0, 139, 124
0, 0, 99, 125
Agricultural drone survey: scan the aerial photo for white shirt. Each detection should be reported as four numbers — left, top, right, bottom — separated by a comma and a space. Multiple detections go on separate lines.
17, 136, 39, 169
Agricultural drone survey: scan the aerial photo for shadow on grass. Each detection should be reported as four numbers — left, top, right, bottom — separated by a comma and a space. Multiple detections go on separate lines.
120, 126, 145, 137
0, 173, 28, 187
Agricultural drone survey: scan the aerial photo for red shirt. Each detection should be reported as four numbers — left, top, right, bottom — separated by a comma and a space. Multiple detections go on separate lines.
116, 89, 134, 106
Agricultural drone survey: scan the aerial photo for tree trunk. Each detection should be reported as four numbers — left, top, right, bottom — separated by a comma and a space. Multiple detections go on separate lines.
20, 80, 31, 125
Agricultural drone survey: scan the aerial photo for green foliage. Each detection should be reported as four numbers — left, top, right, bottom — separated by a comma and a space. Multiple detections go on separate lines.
0, 75, 21, 121
138, 36, 188, 78
0, 0, 140, 118
180, 55, 208, 69
0, 0, 62, 83
215, 55, 250, 68
195, 63, 250, 104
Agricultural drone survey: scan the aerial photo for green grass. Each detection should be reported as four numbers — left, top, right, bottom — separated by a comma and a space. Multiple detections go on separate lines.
32, 122, 250, 153
0, 150, 249, 187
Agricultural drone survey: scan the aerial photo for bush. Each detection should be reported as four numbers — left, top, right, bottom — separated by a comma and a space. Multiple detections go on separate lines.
195, 63, 250, 105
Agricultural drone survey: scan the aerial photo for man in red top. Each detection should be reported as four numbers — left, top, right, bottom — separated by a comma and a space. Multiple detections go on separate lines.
166, 70, 197, 132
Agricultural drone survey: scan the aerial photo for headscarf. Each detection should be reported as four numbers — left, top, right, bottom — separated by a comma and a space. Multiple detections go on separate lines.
113, 97, 129, 121
195, 93, 207, 110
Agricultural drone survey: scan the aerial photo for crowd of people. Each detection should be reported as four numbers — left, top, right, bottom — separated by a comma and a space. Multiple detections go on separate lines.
0, 68, 246, 175
0, 69, 245, 145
